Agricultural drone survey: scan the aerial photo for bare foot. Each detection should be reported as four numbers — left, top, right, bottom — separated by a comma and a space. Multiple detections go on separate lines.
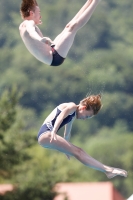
105, 168, 127, 179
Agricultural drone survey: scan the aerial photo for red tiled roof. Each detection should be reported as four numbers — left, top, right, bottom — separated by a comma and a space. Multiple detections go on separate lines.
54, 182, 125, 200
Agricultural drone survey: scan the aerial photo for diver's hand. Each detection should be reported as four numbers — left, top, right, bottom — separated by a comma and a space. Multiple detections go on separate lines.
50, 131, 57, 143
41, 37, 53, 45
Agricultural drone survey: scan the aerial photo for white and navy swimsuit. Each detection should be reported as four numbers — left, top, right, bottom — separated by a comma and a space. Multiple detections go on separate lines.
37, 107, 76, 139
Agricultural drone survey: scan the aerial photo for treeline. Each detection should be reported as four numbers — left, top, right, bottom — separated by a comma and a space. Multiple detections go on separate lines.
0, 0, 133, 199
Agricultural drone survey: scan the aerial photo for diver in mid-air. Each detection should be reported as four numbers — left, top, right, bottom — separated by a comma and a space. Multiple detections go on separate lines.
37, 94, 127, 179
19, 0, 101, 66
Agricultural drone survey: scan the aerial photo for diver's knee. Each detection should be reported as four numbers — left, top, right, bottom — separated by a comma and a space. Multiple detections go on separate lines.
74, 147, 83, 159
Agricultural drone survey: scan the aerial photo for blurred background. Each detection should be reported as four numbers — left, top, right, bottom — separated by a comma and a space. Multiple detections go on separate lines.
0, 0, 133, 199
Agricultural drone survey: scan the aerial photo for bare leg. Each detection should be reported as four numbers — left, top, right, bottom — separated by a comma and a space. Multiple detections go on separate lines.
38, 132, 127, 179
69, 0, 93, 23
53, 0, 101, 57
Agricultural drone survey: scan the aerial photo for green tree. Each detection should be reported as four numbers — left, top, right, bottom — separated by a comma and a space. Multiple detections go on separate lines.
0, 88, 57, 200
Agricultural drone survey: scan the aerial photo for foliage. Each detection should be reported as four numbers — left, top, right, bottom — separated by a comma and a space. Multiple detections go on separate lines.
0, 86, 19, 133
0, 88, 57, 199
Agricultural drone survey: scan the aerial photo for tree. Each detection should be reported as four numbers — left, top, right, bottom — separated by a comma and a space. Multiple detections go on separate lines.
0, 87, 57, 200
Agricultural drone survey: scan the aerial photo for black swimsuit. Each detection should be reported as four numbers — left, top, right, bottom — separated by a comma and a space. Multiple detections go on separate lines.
50, 45, 65, 66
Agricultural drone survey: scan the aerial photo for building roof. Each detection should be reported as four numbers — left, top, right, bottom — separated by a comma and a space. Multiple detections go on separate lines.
54, 182, 125, 200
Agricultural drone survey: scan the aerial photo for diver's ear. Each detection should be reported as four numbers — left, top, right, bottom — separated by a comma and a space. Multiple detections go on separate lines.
29, 10, 34, 16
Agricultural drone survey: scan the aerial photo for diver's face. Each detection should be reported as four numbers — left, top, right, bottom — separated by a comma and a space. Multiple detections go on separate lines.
32, 6, 42, 24
76, 105, 94, 120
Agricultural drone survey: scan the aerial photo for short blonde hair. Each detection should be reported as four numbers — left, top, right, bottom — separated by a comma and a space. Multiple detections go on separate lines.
20, 0, 38, 19
80, 94, 102, 115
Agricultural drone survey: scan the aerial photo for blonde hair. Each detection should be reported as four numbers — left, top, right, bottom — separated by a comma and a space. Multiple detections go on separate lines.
80, 94, 102, 115
20, 0, 38, 19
